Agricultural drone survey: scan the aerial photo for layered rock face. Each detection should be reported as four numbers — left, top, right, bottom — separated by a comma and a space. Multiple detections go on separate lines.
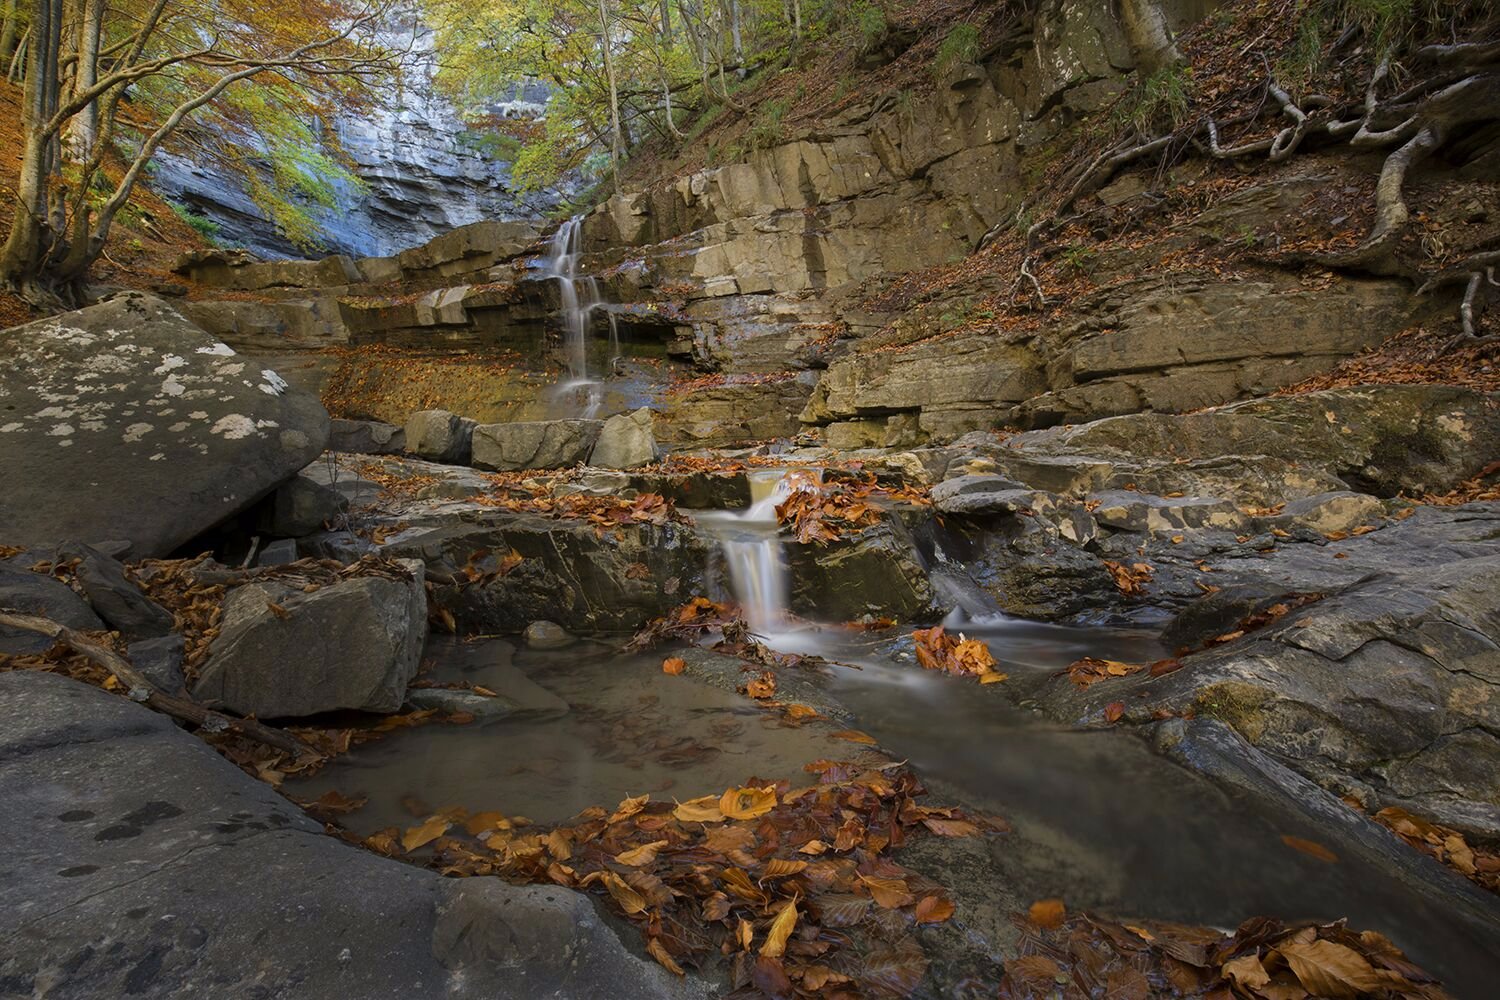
152, 27, 562, 260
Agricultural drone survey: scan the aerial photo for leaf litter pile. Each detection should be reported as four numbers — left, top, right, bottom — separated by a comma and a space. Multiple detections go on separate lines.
361, 761, 1008, 997
1002, 909, 1451, 1000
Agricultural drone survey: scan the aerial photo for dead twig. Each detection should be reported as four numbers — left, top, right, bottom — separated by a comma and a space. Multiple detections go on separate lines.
0, 609, 317, 759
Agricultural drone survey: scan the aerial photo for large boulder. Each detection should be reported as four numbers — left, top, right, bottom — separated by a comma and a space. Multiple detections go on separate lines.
471, 418, 602, 472
58, 542, 174, 640
1041, 554, 1500, 837
191, 561, 427, 717
590, 407, 657, 469
0, 293, 329, 555
404, 409, 475, 464
0, 671, 710, 999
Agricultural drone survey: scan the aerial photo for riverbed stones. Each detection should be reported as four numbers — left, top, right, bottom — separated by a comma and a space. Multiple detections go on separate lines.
471, 418, 602, 471
58, 542, 174, 640
0, 567, 103, 654
0, 293, 330, 556
1273, 491, 1385, 536
590, 407, 657, 468
404, 408, 475, 464
0, 671, 711, 1000
523, 620, 575, 649
329, 417, 406, 455
191, 560, 427, 717
1088, 491, 1250, 534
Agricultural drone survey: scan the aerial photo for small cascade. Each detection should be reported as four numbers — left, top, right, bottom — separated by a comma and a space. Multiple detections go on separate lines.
542, 215, 606, 416
695, 470, 820, 638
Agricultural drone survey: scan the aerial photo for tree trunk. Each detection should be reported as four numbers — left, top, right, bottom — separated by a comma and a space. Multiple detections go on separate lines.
596, 0, 625, 193
63, 0, 100, 160
1117, 0, 1182, 79
0, 0, 19, 64
729, 0, 744, 76
0, 0, 66, 304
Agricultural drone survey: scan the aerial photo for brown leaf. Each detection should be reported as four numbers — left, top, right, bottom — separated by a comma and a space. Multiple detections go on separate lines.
646, 937, 684, 975
615, 839, 669, 866
720, 785, 777, 820
761, 900, 798, 957
830, 729, 877, 745
400, 815, 450, 853
1028, 898, 1066, 929
914, 895, 955, 924
662, 656, 686, 675
860, 874, 915, 909
1223, 953, 1271, 991
673, 794, 726, 823
1275, 938, 1390, 998
602, 871, 647, 915
1104, 701, 1125, 723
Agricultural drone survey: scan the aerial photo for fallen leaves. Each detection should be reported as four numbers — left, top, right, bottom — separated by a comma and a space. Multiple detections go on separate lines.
401, 814, 451, 853
661, 656, 686, 675
1001, 911, 1452, 1000
911, 625, 1006, 682
408, 765, 1000, 999
1282, 834, 1339, 864
830, 729, 878, 745
1372, 806, 1500, 893
1065, 656, 1144, 688
1102, 559, 1153, 597
774, 472, 930, 545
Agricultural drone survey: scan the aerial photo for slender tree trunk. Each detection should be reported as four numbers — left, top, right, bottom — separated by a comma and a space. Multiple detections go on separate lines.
0, 0, 65, 302
0, 0, 19, 64
64, 0, 100, 159
659, 0, 672, 44
729, 0, 744, 76
596, 0, 625, 193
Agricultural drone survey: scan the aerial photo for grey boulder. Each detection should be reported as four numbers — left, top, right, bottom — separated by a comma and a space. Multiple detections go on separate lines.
192, 561, 427, 717
0, 567, 103, 654
0, 671, 710, 999
471, 418, 602, 471
590, 407, 657, 469
262, 474, 345, 537
59, 542, 174, 639
404, 409, 475, 464
329, 417, 406, 455
0, 292, 330, 555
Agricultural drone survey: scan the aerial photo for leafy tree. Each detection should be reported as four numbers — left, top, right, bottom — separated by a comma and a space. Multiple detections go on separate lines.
0, 0, 399, 306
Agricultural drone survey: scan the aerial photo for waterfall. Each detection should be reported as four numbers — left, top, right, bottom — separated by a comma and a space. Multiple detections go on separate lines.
543, 215, 605, 416
696, 470, 820, 638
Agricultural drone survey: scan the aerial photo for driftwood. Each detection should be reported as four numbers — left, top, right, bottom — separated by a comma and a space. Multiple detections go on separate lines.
0, 609, 316, 758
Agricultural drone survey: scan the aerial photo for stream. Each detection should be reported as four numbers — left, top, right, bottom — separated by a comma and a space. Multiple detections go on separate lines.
294, 471, 1500, 996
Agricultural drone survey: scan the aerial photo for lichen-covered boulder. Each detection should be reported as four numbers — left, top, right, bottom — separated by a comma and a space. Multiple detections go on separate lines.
590, 407, 657, 469
0, 293, 329, 555
404, 409, 475, 464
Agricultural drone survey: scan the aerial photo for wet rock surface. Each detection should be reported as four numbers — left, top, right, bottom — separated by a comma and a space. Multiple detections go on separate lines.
0, 293, 329, 556
0, 671, 710, 1000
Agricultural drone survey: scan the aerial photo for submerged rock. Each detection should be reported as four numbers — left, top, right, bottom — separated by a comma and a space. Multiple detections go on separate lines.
523, 620, 575, 649
192, 561, 427, 717
0, 293, 329, 555
0, 671, 709, 999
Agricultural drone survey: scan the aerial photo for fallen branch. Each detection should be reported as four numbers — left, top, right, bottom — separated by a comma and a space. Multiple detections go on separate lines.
0, 610, 317, 759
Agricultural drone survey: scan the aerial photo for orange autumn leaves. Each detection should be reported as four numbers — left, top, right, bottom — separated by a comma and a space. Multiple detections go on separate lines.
912, 625, 1007, 684
382, 764, 1001, 998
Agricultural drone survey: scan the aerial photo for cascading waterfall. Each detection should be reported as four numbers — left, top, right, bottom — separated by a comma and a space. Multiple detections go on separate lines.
542, 215, 613, 417
696, 470, 820, 639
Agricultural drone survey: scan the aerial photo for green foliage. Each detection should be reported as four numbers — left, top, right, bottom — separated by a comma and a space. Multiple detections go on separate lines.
745, 99, 788, 151
168, 201, 221, 242
458, 129, 524, 161
849, 2, 888, 54
1276, 14, 1325, 91
1125, 64, 1194, 132
933, 23, 980, 77
1060, 243, 1095, 273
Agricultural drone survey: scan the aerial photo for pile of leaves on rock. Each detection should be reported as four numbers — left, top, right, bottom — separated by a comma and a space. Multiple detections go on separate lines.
912, 626, 1006, 684
775, 471, 930, 545
366, 761, 1007, 997
1002, 907, 1452, 1000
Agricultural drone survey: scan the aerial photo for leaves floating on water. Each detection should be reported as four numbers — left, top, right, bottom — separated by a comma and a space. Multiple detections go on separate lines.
1282, 834, 1340, 864
912, 625, 1005, 682
830, 729, 878, 745
661, 656, 686, 675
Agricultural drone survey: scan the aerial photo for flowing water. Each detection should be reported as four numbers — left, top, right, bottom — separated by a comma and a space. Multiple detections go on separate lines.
295, 470, 1500, 994
541, 215, 611, 417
